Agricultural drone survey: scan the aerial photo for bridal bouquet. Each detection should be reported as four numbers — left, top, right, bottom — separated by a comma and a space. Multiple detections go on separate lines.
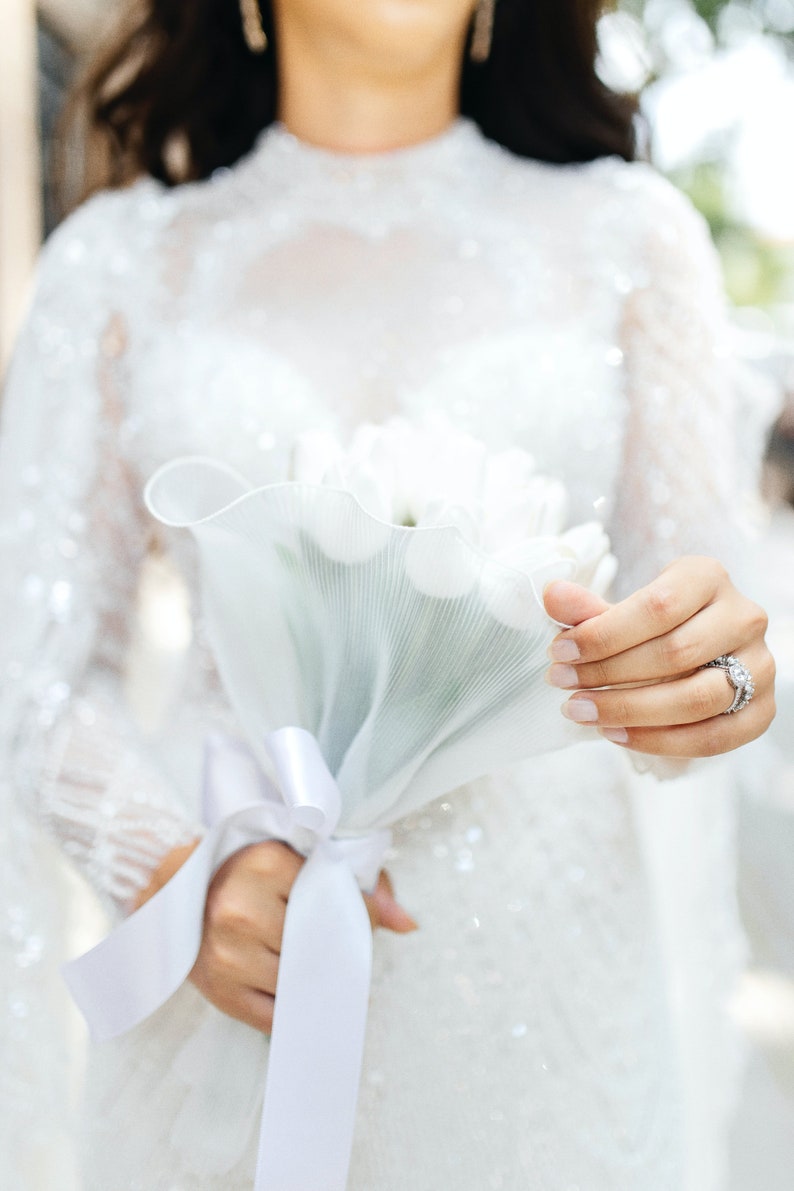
65, 416, 615, 1191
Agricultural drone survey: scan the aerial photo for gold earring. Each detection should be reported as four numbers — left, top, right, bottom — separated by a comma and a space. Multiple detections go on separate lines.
470, 0, 496, 63
240, 0, 268, 54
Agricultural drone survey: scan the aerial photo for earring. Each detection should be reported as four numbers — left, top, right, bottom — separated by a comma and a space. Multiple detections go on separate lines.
470, 0, 496, 63
240, 0, 268, 54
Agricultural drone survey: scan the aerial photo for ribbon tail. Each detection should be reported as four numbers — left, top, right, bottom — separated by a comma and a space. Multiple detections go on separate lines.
62, 831, 218, 1041
62, 802, 290, 1042
255, 846, 373, 1191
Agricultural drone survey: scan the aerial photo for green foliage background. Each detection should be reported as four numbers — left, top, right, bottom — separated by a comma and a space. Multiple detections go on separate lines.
618, 0, 794, 312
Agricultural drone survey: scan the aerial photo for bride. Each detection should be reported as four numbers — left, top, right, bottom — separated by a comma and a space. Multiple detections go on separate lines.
0, 0, 776, 1187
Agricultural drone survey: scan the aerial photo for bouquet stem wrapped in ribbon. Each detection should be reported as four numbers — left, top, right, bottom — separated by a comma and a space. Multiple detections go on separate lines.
64, 420, 615, 1191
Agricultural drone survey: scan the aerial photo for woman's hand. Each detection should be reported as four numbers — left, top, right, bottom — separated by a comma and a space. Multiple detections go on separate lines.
136, 840, 417, 1033
543, 555, 775, 757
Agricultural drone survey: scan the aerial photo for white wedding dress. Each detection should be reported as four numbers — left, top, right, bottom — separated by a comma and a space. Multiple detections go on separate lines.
0, 117, 761, 1190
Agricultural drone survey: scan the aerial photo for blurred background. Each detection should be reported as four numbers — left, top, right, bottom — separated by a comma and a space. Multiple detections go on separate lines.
0, 1, 792, 1187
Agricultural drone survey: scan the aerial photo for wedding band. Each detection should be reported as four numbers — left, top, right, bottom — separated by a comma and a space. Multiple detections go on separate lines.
701, 654, 755, 714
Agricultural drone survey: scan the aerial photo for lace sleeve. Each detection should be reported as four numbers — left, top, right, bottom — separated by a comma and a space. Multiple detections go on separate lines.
0, 193, 200, 917
603, 173, 762, 1174
609, 169, 751, 599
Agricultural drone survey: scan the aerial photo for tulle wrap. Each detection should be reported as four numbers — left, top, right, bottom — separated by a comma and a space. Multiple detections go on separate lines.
64, 457, 592, 1190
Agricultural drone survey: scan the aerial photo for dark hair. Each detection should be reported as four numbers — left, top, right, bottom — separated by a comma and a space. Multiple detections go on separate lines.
63, 0, 638, 206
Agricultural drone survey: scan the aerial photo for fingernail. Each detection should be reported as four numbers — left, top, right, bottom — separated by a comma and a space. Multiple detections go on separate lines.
372, 889, 419, 932
394, 909, 420, 933
562, 698, 598, 723
600, 727, 629, 744
548, 639, 580, 662
546, 663, 579, 689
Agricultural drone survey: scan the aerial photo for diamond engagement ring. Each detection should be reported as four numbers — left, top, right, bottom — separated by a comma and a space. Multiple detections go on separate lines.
702, 654, 755, 714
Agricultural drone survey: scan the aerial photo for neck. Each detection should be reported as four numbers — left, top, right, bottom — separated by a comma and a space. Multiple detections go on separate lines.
272, 13, 468, 154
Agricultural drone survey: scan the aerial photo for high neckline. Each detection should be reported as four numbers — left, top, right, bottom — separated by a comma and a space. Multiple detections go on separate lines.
248, 115, 483, 175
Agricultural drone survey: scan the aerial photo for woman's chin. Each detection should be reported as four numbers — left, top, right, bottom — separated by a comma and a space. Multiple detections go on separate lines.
280, 0, 473, 74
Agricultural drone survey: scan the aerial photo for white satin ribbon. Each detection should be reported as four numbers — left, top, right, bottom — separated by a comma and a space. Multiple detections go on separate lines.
63, 727, 391, 1191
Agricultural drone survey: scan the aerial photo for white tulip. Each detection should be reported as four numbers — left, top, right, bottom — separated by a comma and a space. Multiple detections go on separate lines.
483, 539, 579, 628
415, 500, 481, 548
289, 416, 616, 596
291, 429, 343, 485
302, 480, 390, 564
404, 525, 480, 600
559, 523, 616, 591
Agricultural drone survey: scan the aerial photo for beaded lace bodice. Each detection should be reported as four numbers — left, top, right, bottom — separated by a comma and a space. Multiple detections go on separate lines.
0, 117, 747, 1190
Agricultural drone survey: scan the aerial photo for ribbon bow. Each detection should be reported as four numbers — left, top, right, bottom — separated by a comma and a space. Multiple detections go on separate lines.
63, 727, 392, 1191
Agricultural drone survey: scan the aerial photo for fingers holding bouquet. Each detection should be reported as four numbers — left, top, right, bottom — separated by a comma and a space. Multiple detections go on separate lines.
544, 555, 775, 757
188, 842, 416, 1033
189, 841, 301, 1032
